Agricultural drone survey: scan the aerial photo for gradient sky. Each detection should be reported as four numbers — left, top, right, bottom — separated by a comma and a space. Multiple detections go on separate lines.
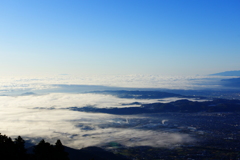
1, 0, 240, 76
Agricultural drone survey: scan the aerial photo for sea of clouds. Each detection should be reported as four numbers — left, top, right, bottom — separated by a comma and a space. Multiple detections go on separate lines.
0, 74, 230, 148
0, 74, 229, 95
0, 92, 196, 148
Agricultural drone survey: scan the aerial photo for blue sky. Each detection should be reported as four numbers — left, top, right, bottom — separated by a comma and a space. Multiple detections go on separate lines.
1, 0, 240, 76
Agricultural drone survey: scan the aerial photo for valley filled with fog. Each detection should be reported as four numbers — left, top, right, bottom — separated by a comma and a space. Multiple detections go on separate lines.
0, 91, 196, 149
1, 75, 240, 151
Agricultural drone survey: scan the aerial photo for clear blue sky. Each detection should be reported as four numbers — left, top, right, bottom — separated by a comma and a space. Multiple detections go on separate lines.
1, 0, 240, 76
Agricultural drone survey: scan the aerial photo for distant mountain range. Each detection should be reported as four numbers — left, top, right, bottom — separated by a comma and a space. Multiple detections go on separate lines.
210, 70, 240, 88
210, 70, 240, 76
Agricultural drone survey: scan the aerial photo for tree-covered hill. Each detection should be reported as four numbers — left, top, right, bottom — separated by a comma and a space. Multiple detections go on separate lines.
0, 133, 129, 160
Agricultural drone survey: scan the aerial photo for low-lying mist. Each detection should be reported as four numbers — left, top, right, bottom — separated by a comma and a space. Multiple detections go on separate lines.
0, 92, 195, 149
2, 74, 232, 149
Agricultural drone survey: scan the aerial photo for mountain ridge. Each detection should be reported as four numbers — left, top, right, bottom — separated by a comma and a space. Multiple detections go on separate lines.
210, 70, 240, 76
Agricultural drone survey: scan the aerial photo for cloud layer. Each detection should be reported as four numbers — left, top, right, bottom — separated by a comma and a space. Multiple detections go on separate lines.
0, 92, 195, 149
1, 74, 225, 148
0, 74, 231, 96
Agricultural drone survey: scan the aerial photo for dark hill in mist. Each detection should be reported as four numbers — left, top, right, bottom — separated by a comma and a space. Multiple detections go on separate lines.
221, 77, 240, 88
68, 98, 240, 114
92, 90, 186, 99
